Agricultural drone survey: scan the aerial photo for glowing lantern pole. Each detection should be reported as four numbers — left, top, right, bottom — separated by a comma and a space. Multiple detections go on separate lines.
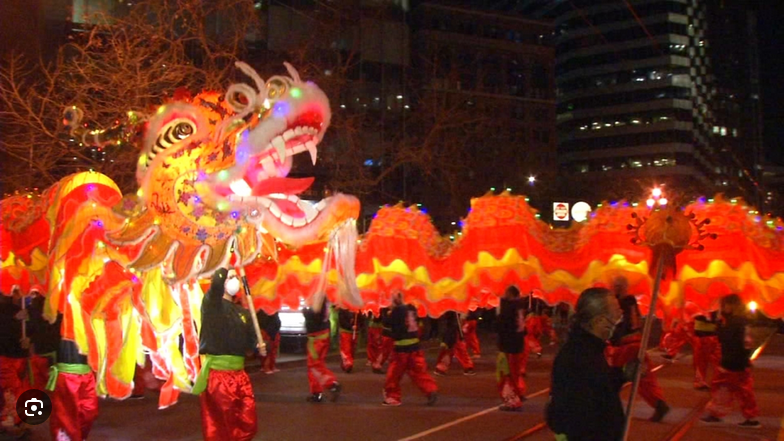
622, 188, 715, 440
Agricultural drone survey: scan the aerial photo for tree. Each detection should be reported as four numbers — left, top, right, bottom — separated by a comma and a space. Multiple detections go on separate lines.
0, 0, 260, 194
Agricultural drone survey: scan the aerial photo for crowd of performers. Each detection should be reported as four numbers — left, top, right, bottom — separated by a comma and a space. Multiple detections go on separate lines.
0, 270, 763, 439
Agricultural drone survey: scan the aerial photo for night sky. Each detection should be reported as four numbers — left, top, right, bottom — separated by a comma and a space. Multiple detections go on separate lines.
759, 1, 784, 165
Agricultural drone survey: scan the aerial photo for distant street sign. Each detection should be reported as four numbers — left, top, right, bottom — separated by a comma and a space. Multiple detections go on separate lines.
571, 201, 592, 222
553, 202, 569, 221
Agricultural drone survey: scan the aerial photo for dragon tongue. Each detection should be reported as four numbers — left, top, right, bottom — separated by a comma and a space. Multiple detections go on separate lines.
251, 177, 315, 197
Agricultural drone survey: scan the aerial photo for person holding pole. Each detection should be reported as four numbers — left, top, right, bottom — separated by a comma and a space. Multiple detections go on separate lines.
546, 287, 626, 440
382, 292, 438, 407
193, 267, 261, 441
607, 292, 670, 422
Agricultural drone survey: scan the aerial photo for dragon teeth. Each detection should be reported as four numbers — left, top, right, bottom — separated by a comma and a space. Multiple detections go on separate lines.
268, 203, 282, 218
294, 126, 304, 136
292, 218, 307, 227
272, 136, 286, 162
282, 129, 296, 141
315, 200, 327, 211
305, 141, 317, 165
298, 201, 318, 222
279, 214, 294, 226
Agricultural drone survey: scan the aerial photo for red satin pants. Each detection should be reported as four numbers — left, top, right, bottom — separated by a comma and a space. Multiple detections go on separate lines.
693, 336, 721, 388
463, 320, 481, 356
307, 334, 336, 394
607, 343, 665, 407
260, 331, 280, 373
383, 350, 437, 402
0, 357, 27, 427
706, 367, 759, 419
435, 340, 474, 372
49, 372, 99, 441
372, 336, 394, 370
199, 369, 257, 441
498, 352, 526, 408
339, 331, 357, 372
367, 327, 382, 365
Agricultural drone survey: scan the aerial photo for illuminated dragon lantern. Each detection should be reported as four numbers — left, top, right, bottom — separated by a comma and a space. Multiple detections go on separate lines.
109, 61, 359, 280
0, 62, 360, 407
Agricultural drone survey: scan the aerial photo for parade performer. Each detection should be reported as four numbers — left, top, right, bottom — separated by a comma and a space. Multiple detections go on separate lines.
463, 309, 482, 358
257, 310, 282, 374
193, 268, 259, 441
496, 286, 527, 411
607, 294, 670, 422
28, 294, 61, 391
701, 294, 760, 428
433, 311, 476, 376
303, 297, 341, 403
382, 293, 438, 407
338, 308, 362, 373
0, 293, 29, 434
372, 307, 394, 374
660, 318, 692, 360
366, 311, 384, 367
692, 311, 721, 390
47, 338, 99, 441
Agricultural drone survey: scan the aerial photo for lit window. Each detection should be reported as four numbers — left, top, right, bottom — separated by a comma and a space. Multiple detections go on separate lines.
720, 127, 727, 136
713, 126, 720, 134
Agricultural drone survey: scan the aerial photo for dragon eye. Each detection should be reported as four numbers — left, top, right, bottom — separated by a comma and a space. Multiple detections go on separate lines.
266, 77, 289, 101
151, 119, 197, 157
173, 122, 194, 139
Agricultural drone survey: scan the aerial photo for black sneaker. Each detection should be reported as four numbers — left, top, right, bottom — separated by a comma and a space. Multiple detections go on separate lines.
433, 369, 446, 377
372, 368, 385, 375
738, 420, 761, 429
662, 354, 674, 360
426, 392, 438, 406
128, 394, 145, 400
463, 369, 477, 376
700, 415, 722, 423
329, 382, 342, 402
650, 401, 670, 423
306, 393, 324, 403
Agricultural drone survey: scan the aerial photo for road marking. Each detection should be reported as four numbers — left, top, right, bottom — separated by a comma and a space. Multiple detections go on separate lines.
397, 387, 551, 441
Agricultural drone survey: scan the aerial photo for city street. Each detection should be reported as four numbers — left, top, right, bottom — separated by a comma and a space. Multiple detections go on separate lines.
15, 329, 784, 441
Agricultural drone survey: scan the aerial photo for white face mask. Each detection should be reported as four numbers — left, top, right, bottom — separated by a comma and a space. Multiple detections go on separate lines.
225, 278, 241, 296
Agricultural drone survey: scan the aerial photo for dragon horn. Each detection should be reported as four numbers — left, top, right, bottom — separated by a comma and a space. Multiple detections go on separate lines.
62, 106, 146, 148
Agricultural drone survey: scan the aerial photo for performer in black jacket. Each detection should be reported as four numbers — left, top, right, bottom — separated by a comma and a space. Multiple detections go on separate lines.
382, 293, 438, 407
495, 286, 527, 411
701, 294, 760, 428
193, 268, 259, 441
303, 297, 341, 402
547, 287, 626, 440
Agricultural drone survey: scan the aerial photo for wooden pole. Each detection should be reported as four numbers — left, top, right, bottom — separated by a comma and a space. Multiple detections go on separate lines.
622, 255, 666, 441
238, 267, 266, 356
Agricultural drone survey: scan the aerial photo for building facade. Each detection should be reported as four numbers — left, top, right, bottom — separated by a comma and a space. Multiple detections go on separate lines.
410, 2, 556, 221
517, 0, 765, 207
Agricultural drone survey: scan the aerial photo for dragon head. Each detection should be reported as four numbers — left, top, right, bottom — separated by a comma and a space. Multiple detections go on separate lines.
71, 62, 360, 281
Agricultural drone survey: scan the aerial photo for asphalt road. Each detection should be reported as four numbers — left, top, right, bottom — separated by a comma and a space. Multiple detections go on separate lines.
13, 328, 784, 441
